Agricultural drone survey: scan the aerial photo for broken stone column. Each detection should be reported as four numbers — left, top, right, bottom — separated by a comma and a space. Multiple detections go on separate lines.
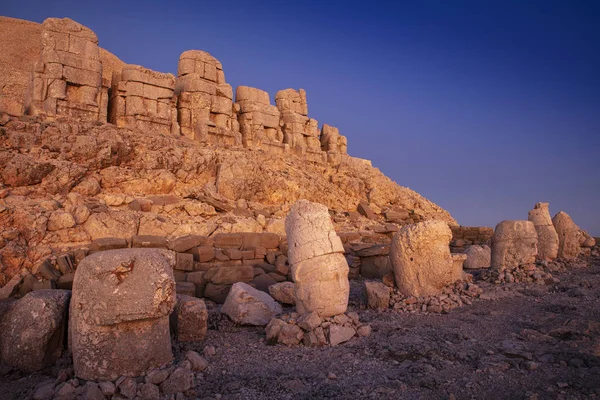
390, 220, 459, 297
70, 249, 176, 380
285, 200, 349, 317
275, 88, 320, 154
24, 18, 107, 121
108, 65, 177, 135
490, 220, 538, 282
236, 86, 283, 151
552, 211, 595, 260
175, 50, 240, 145
0, 290, 70, 372
528, 202, 559, 261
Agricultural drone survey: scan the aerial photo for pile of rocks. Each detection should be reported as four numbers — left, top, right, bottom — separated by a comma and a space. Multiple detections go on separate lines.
265, 311, 371, 347
364, 279, 483, 313
31, 350, 208, 400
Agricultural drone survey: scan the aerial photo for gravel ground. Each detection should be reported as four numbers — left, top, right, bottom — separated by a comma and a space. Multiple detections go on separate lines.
2, 252, 599, 400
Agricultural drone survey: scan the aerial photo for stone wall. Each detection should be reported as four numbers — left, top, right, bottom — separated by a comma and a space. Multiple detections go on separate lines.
450, 226, 494, 252
21, 17, 358, 167
108, 65, 177, 135
24, 18, 108, 122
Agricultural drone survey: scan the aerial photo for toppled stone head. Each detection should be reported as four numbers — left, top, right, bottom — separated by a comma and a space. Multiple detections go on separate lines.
285, 200, 349, 317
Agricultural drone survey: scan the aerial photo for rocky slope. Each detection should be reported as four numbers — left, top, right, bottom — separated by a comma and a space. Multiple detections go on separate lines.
0, 16, 455, 285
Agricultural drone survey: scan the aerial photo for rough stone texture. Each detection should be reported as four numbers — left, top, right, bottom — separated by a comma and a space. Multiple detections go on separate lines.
176, 50, 239, 145
463, 245, 491, 269
275, 88, 322, 158
552, 211, 595, 260
109, 64, 177, 136
328, 324, 355, 346
364, 281, 391, 309
268, 281, 296, 305
491, 220, 538, 280
70, 248, 176, 380
390, 220, 458, 297
236, 86, 281, 150
285, 200, 349, 317
320, 124, 348, 156
221, 282, 282, 326
24, 18, 108, 121
0, 290, 70, 371
170, 294, 208, 342
528, 202, 559, 261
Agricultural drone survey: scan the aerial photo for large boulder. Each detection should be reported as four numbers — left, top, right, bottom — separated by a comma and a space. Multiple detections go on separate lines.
0, 290, 70, 371
491, 220, 538, 280
463, 245, 491, 269
389, 220, 458, 297
285, 200, 349, 317
221, 282, 282, 326
70, 249, 176, 380
552, 211, 595, 260
528, 202, 559, 261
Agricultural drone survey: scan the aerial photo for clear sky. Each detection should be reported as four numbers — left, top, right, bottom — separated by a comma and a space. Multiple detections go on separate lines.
4, 0, 599, 235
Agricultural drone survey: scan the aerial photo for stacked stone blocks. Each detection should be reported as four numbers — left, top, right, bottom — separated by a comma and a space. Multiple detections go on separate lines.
25, 18, 108, 122
109, 65, 177, 135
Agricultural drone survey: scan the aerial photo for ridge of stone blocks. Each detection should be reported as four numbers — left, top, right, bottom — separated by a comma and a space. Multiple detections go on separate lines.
109, 64, 178, 135
24, 17, 108, 122
176, 50, 239, 145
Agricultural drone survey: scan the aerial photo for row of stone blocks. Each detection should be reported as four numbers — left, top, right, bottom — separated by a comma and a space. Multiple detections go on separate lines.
22, 17, 349, 165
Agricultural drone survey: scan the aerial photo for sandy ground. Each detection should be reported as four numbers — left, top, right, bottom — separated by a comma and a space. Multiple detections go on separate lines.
1, 250, 599, 400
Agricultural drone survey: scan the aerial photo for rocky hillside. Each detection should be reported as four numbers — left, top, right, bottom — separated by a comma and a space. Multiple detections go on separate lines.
0, 16, 455, 284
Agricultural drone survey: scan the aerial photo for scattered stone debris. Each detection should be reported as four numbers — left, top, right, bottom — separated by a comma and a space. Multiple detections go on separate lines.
266, 311, 371, 347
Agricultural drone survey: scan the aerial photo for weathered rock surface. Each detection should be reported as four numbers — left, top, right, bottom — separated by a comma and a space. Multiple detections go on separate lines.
268, 281, 296, 305
364, 281, 391, 309
221, 282, 282, 326
390, 220, 458, 297
0, 290, 70, 371
463, 245, 491, 269
528, 202, 559, 261
286, 200, 349, 317
552, 211, 595, 260
170, 294, 208, 342
490, 220, 538, 282
70, 248, 175, 380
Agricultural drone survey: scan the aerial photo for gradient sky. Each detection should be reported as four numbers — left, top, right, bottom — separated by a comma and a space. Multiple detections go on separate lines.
4, 0, 600, 235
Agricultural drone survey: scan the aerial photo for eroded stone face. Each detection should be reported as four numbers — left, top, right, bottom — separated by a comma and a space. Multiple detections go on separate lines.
0, 290, 70, 372
528, 202, 559, 261
285, 200, 349, 317
176, 50, 239, 145
389, 220, 457, 297
491, 220, 538, 276
70, 248, 176, 381
109, 64, 177, 136
552, 211, 594, 260
24, 17, 107, 121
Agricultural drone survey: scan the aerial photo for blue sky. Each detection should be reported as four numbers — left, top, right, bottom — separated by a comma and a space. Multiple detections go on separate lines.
5, 0, 599, 234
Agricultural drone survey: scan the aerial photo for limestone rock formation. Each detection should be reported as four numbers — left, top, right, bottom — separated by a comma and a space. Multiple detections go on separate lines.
490, 220, 538, 281
364, 281, 391, 309
552, 211, 595, 260
24, 18, 108, 121
236, 86, 281, 149
285, 200, 350, 317
528, 202, 559, 261
221, 282, 282, 326
70, 248, 176, 380
462, 245, 491, 269
0, 290, 70, 372
389, 220, 459, 297
268, 281, 296, 305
